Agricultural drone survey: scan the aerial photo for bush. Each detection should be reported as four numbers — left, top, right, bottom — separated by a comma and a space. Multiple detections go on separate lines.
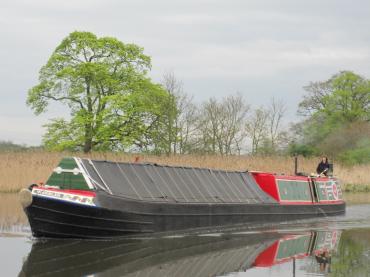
338, 146, 370, 166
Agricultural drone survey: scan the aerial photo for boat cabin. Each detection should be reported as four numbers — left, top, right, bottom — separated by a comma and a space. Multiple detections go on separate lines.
43, 157, 343, 205
251, 172, 343, 204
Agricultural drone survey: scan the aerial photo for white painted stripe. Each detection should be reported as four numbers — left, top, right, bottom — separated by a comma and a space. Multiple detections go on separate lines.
32, 188, 96, 207
74, 157, 94, 190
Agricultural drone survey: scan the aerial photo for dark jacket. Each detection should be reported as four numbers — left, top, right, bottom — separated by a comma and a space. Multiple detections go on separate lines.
316, 161, 330, 175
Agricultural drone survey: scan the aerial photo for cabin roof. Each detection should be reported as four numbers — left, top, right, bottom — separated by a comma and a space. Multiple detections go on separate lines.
79, 158, 277, 204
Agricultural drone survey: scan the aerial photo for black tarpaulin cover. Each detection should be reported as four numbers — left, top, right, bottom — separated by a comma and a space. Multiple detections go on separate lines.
80, 159, 277, 204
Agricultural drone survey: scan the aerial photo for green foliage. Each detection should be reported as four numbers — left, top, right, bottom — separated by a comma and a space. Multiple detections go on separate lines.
323, 71, 370, 122
28, 31, 170, 153
100, 80, 173, 152
308, 71, 370, 135
295, 71, 370, 163
43, 118, 84, 151
338, 146, 370, 166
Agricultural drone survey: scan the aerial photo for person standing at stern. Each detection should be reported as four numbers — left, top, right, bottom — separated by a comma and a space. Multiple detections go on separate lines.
316, 156, 330, 176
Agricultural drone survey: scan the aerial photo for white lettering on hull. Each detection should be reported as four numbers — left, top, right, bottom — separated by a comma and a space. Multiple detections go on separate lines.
32, 188, 96, 207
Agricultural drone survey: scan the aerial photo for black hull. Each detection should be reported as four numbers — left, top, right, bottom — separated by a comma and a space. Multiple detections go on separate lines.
24, 191, 346, 239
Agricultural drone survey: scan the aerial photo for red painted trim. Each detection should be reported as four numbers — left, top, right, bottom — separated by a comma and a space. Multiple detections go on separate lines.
280, 201, 313, 205
313, 177, 335, 182
275, 175, 310, 181
251, 172, 280, 201
34, 186, 96, 197
274, 254, 309, 265
253, 240, 279, 266
313, 249, 330, 255
280, 200, 344, 205
316, 200, 345, 204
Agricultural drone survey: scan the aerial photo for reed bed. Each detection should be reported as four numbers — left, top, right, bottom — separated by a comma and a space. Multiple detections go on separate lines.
0, 151, 369, 192
0, 193, 28, 230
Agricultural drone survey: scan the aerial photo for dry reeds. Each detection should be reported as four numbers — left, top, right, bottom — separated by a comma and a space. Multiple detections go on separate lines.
0, 193, 28, 231
0, 151, 369, 192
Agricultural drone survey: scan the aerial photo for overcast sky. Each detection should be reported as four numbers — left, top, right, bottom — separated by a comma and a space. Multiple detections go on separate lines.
1, 0, 369, 145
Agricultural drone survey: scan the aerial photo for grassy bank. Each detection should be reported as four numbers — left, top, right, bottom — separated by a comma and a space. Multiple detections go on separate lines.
0, 151, 369, 193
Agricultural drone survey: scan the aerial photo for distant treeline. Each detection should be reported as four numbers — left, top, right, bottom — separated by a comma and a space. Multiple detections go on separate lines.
0, 141, 42, 152
0, 141, 27, 151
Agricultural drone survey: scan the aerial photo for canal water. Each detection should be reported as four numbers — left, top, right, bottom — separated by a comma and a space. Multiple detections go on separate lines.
1, 193, 370, 277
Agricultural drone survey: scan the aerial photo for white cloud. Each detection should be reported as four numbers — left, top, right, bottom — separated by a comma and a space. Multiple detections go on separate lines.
0, 0, 370, 145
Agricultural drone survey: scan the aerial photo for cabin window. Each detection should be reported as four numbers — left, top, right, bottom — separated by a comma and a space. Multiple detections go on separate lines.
276, 235, 311, 259
46, 172, 89, 190
277, 180, 312, 201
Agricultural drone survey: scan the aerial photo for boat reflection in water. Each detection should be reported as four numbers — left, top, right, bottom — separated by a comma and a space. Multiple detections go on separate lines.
253, 230, 340, 275
19, 230, 341, 277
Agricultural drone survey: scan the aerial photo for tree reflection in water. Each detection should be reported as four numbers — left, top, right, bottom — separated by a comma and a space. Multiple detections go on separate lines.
330, 229, 370, 276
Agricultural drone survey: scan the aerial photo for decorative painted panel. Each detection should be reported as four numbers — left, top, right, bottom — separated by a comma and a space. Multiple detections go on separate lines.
315, 179, 342, 201
46, 158, 90, 190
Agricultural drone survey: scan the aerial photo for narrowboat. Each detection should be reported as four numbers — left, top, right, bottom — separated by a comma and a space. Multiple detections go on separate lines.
19, 230, 340, 276
20, 157, 345, 239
